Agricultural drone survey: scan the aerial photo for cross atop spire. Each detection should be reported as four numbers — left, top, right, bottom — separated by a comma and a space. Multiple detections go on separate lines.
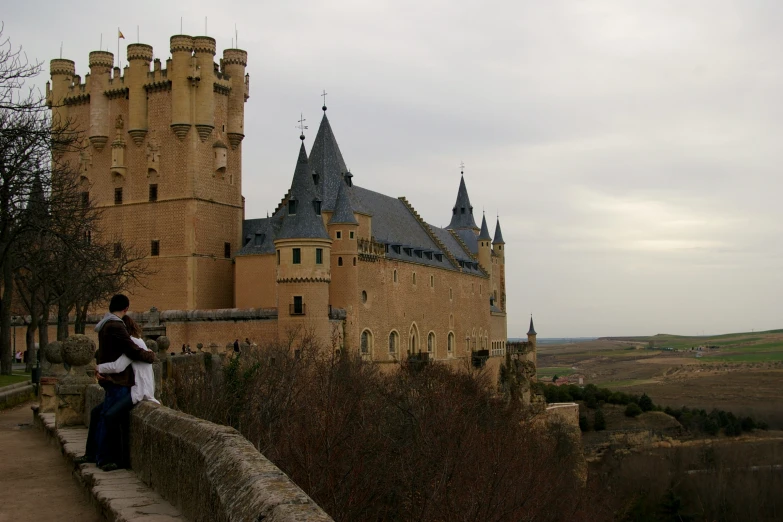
321, 90, 328, 111
460, 160, 465, 175
297, 113, 308, 140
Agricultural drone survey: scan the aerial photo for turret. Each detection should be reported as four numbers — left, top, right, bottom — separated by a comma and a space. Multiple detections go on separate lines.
169, 35, 193, 139
477, 212, 492, 271
193, 36, 216, 141
447, 173, 478, 230
88, 51, 113, 150
527, 316, 537, 347
222, 48, 247, 149
126, 44, 153, 145
493, 217, 506, 310
328, 176, 359, 313
274, 139, 333, 343
48, 59, 75, 128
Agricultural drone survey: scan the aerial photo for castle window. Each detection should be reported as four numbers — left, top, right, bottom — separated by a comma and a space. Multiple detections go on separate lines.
403, 247, 412, 256
427, 332, 435, 354
425, 251, 432, 260
430, 275, 434, 288
361, 290, 367, 303
452, 208, 456, 215
389, 331, 398, 354
114, 242, 122, 258
80, 191, 89, 208
149, 184, 158, 202
84, 231, 91, 245
449, 288, 453, 300
435, 253, 442, 262
393, 270, 397, 283
316, 248, 323, 264
338, 257, 343, 266
277, 250, 280, 265
336, 231, 342, 239
292, 248, 301, 264
313, 199, 321, 215
461, 207, 465, 214
385, 244, 389, 254
291, 296, 304, 315
288, 199, 297, 215
353, 257, 356, 266
150, 240, 159, 257
313, 172, 319, 185
415, 249, 422, 258
392, 245, 400, 254
224, 242, 231, 259
499, 245, 502, 250
349, 231, 354, 239
448, 332, 454, 354
412, 272, 416, 285
114, 187, 123, 205
361, 330, 372, 355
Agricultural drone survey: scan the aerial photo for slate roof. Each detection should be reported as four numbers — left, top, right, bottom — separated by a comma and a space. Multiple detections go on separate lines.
308, 113, 348, 212
238, 217, 277, 255
493, 217, 505, 244
454, 228, 479, 255
329, 179, 358, 224
447, 175, 478, 230
478, 214, 492, 241
276, 143, 330, 240
528, 316, 537, 336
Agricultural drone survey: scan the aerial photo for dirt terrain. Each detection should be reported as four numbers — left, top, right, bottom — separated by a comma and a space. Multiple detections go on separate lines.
537, 330, 783, 428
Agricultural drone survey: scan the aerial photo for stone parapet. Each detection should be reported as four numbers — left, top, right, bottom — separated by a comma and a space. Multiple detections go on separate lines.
131, 402, 334, 521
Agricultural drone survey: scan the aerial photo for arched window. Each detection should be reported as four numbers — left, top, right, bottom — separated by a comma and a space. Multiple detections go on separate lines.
393, 269, 398, 283
448, 332, 454, 354
338, 257, 343, 266
389, 331, 398, 354
409, 323, 419, 354
361, 329, 372, 355
430, 275, 434, 288
412, 272, 416, 285
353, 257, 356, 266
427, 332, 435, 354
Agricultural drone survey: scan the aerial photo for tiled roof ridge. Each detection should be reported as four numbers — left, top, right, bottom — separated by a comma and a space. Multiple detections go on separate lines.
272, 189, 291, 216
397, 197, 459, 269
448, 229, 477, 261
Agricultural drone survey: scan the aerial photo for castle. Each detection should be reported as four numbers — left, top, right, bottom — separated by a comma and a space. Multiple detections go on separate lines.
47, 35, 529, 361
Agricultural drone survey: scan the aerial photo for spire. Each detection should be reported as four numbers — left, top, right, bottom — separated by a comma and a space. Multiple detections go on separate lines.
527, 316, 537, 336
478, 212, 491, 240
277, 142, 329, 240
493, 217, 505, 244
447, 174, 478, 230
329, 178, 358, 225
309, 113, 348, 212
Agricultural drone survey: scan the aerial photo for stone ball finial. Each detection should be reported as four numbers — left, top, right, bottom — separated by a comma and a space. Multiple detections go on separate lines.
44, 341, 64, 364
156, 336, 171, 353
61, 335, 96, 367
145, 339, 158, 352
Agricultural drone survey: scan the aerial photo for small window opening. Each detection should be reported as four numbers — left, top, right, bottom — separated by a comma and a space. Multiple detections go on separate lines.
336, 231, 342, 239
361, 291, 367, 303
288, 199, 297, 215
292, 248, 301, 264
338, 256, 343, 266
393, 270, 398, 282
113, 242, 122, 258
430, 275, 434, 287
349, 231, 355, 239
114, 187, 123, 205
313, 199, 321, 215
277, 250, 280, 265
316, 248, 323, 264
149, 184, 158, 202
81, 191, 89, 208
224, 242, 231, 259
150, 240, 159, 257
353, 257, 356, 266
461, 207, 465, 214
412, 272, 417, 285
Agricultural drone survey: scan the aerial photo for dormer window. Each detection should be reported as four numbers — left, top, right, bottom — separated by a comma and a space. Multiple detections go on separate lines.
435, 253, 443, 262
469, 206, 474, 214
392, 245, 401, 254
313, 199, 321, 215
313, 172, 319, 185
288, 199, 297, 215
345, 172, 353, 187
403, 247, 412, 256
452, 208, 457, 215
461, 207, 465, 214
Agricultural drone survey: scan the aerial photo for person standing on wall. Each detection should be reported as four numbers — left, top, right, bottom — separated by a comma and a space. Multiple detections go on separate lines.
233, 339, 240, 353
92, 294, 155, 471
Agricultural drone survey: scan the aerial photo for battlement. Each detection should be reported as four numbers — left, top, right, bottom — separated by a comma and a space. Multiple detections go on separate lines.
88, 50, 113, 69
222, 49, 248, 67
193, 36, 216, 55
50, 59, 75, 76
127, 43, 153, 62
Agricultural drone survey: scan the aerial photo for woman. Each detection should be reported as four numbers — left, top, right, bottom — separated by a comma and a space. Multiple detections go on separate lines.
96, 315, 159, 405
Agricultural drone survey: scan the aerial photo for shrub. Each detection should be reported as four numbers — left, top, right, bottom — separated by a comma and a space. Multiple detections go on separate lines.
638, 393, 654, 412
703, 417, 719, 436
625, 403, 643, 417
741, 416, 756, 432
579, 414, 590, 432
594, 409, 607, 431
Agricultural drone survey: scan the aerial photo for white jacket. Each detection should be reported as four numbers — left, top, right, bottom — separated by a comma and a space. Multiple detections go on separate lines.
97, 336, 160, 405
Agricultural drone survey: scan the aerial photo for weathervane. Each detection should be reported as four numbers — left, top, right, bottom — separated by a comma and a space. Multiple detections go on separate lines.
460, 160, 465, 175
297, 113, 308, 140
321, 90, 328, 111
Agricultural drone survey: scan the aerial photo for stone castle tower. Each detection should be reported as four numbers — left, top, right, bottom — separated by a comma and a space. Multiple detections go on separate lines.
47, 36, 249, 310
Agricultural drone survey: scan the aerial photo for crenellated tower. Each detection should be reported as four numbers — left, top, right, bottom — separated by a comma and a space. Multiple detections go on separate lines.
48, 35, 249, 311
477, 212, 492, 273
493, 217, 506, 311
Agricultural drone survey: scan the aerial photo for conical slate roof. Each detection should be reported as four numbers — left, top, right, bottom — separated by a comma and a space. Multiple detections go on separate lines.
277, 143, 330, 240
447, 175, 478, 230
329, 179, 358, 224
478, 213, 491, 240
308, 113, 348, 212
493, 217, 505, 244
527, 316, 537, 336
28, 174, 48, 220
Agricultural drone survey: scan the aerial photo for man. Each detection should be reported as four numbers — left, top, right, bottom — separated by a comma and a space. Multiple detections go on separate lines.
83, 294, 155, 471
233, 339, 240, 353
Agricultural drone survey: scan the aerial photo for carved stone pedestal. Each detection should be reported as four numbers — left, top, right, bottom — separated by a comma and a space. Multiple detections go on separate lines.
55, 335, 97, 428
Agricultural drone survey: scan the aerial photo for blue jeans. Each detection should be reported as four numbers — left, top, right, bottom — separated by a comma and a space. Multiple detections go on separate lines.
96, 384, 133, 467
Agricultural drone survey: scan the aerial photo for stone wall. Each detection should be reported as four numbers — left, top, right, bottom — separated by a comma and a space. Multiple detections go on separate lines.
130, 402, 333, 522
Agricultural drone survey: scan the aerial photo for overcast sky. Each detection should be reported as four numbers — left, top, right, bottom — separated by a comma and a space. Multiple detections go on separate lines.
4, 1, 781, 337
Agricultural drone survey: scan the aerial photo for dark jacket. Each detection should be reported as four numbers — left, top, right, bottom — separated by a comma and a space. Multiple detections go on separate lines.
96, 319, 155, 387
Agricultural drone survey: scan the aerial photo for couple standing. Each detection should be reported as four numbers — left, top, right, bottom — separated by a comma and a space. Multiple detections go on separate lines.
75, 294, 157, 471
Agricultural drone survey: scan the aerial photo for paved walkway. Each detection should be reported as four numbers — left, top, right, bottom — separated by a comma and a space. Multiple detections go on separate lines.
0, 402, 102, 522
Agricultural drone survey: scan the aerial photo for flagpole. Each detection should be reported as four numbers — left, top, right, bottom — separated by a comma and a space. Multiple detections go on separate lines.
117, 28, 120, 68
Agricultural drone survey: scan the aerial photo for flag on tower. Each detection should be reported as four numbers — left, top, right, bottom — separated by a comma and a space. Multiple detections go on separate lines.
118, 29, 125, 39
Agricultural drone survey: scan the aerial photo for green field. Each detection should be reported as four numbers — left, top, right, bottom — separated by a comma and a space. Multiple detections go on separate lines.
537, 366, 574, 379
0, 372, 31, 388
